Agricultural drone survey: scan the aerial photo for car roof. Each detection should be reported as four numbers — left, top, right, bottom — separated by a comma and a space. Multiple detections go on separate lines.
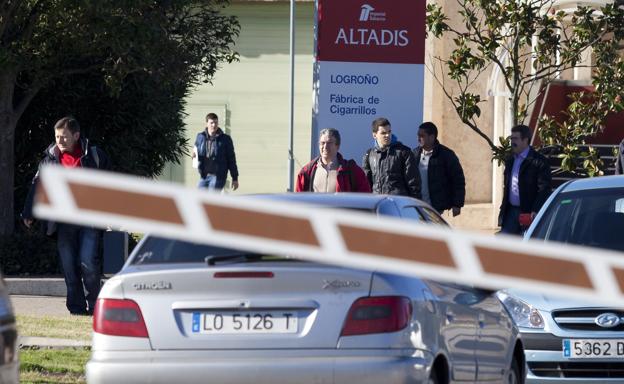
560, 175, 624, 193
251, 192, 426, 210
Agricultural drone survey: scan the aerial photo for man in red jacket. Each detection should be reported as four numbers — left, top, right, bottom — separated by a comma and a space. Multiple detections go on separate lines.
296, 128, 371, 193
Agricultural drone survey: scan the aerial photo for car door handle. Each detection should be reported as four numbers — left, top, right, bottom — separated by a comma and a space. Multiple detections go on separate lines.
446, 310, 455, 322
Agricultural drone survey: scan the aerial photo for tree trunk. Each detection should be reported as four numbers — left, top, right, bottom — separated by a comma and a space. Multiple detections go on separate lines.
0, 73, 17, 236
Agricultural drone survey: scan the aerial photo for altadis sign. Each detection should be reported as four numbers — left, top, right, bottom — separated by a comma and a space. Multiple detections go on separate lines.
312, 0, 425, 160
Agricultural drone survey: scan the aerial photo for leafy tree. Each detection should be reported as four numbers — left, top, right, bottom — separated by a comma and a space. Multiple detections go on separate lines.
425, 0, 624, 165
538, 27, 624, 177
0, 0, 240, 235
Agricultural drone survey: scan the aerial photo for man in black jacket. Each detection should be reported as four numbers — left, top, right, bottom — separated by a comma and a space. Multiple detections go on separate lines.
362, 117, 421, 198
499, 124, 551, 235
22, 116, 111, 315
413, 122, 465, 216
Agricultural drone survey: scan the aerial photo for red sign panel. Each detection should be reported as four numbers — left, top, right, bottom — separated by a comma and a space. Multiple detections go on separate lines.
317, 0, 425, 64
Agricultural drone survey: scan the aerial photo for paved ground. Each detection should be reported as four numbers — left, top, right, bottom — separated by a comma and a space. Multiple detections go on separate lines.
11, 295, 71, 318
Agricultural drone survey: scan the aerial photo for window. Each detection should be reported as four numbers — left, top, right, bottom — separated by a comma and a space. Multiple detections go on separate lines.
419, 207, 449, 226
401, 206, 424, 222
531, 187, 624, 251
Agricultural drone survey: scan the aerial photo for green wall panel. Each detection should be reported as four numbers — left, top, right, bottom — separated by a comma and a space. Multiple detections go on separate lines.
161, 2, 315, 193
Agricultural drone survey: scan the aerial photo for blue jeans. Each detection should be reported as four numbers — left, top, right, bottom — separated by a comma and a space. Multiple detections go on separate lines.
198, 174, 225, 190
56, 224, 101, 314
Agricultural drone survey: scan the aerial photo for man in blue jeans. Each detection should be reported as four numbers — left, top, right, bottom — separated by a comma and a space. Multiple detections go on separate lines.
22, 116, 110, 315
191, 113, 239, 190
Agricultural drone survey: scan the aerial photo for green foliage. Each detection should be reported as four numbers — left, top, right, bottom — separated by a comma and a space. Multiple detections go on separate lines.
20, 348, 90, 384
1, 0, 241, 235
426, 0, 624, 166
538, 7, 624, 177
0, 231, 59, 276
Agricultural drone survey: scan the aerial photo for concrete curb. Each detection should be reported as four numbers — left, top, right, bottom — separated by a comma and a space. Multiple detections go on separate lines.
19, 336, 91, 349
5, 278, 66, 297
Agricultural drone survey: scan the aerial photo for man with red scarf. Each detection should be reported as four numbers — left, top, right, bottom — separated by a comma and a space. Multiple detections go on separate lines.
22, 116, 110, 315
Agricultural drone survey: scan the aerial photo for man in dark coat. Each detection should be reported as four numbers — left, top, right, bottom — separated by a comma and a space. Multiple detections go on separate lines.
362, 117, 421, 199
22, 116, 111, 315
499, 124, 552, 235
192, 112, 239, 190
413, 122, 465, 216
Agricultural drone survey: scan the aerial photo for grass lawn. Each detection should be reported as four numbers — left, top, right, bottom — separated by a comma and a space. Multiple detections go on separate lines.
17, 315, 93, 383
17, 315, 92, 341
20, 348, 90, 384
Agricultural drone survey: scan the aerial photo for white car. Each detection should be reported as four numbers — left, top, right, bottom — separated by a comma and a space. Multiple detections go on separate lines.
505, 175, 624, 383
0, 271, 18, 384
87, 193, 524, 384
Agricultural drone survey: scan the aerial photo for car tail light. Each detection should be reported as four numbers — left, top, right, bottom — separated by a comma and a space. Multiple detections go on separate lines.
93, 298, 148, 338
341, 296, 412, 336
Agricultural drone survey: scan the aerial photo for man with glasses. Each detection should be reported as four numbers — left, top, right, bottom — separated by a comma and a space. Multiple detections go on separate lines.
498, 124, 551, 235
296, 128, 370, 193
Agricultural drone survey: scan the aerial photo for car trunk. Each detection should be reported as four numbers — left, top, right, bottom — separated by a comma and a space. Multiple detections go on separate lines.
121, 262, 373, 350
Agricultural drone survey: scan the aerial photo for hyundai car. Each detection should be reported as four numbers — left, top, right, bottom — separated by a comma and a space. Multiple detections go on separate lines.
504, 175, 624, 382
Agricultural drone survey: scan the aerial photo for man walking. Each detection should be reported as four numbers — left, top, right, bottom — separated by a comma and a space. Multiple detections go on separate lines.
22, 116, 110, 315
192, 113, 239, 190
296, 128, 370, 193
414, 122, 465, 216
363, 117, 421, 198
499, 124, 551, 235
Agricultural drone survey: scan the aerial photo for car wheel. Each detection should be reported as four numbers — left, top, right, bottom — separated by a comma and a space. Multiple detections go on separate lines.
428, 369, 439, 384
507, 356, 522, 384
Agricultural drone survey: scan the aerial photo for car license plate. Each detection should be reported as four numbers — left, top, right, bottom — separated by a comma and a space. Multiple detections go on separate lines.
192, 311, 298, 334
563, 339, 624, 359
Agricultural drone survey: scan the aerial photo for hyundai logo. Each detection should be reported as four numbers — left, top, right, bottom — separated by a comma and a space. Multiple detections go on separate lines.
595, 313, 621, 328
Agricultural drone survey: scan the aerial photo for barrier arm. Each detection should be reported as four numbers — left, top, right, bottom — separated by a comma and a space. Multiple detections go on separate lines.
33, 165, 624, 304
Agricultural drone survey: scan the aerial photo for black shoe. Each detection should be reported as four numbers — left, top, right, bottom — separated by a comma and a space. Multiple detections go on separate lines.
69, 310, 89, 316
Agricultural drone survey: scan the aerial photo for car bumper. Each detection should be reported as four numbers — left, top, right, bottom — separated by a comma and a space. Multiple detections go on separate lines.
525, 350, 624, 383
0, 362, 19, 384
87, 348, 433, 384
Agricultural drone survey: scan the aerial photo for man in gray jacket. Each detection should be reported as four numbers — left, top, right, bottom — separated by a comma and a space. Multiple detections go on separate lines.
362, 117, 421, 199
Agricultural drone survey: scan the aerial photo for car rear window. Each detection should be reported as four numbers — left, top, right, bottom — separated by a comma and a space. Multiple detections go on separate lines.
530, 188, 624, 251
130, 237, 280, 265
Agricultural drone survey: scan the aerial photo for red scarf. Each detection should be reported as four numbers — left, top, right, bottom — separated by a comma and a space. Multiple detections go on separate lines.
59, 143, 83, 168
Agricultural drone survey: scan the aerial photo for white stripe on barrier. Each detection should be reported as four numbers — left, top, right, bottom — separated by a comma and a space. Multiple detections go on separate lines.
33, 165, 624, 304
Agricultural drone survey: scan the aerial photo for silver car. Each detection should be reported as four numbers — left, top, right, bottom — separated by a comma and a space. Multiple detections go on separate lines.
87, 193, 523, 384
0, 272, 19, 384
508, 175, 624, 382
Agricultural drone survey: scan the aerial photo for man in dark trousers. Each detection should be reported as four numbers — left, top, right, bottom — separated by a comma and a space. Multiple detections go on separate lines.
362, 117, 421, 198
22, 116, 111, 315
413, 122, 465, 216
192, 112, 239, 191
499, 124, 551, 235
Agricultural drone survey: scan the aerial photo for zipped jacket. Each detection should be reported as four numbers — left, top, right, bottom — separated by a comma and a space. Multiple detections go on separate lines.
413, 141, 465, 212
22, 138, 111, 226
362, 141, 421, 199
296, 153, 371, 193
194, 129, 238, 183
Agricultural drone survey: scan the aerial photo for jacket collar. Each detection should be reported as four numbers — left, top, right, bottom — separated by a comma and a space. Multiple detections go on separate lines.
46, 137, 89, 160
